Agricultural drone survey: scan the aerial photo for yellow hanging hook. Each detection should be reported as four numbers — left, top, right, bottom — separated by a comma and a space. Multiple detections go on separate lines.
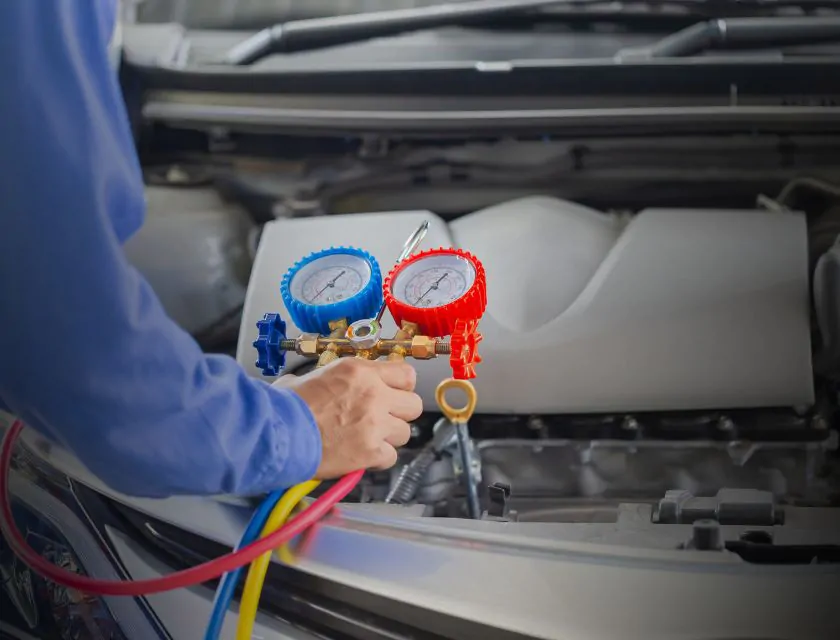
435, 378, 477, 424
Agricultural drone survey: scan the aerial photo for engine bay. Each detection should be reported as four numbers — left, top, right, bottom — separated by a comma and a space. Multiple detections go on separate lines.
230, 196, 836, 533
126, 134, 840, 558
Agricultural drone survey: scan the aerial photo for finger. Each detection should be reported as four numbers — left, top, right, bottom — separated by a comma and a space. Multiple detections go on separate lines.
382, 415, 412, 448
369, 443, 399, 471
384, 388, 423, 422
373, 360, 417, 391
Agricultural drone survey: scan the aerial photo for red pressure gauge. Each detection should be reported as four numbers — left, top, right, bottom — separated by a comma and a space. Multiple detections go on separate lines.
383, 248, 487, 379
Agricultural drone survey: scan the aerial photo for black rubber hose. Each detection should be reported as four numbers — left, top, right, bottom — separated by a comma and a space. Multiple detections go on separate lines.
621, 16, 840, 59
385, 418, 456, 504
224, 0, 571, 64
385, 448, 439, 505
455, 422, 482, 520
814, 239, 840, 376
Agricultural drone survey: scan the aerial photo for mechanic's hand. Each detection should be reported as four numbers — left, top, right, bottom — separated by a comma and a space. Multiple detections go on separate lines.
276, 358, 423, 478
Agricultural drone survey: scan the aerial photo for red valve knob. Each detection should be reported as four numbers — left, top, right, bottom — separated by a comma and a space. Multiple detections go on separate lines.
449, 318, 483, 379
383, 247, 487, 338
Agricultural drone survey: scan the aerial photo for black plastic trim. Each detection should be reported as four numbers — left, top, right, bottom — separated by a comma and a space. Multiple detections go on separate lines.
127, 58, 840, 96
141, 102, 840, 137
125, 58, 840, 137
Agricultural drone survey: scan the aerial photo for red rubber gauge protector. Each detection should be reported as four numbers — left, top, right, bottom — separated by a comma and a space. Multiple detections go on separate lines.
383, 248, 487, 338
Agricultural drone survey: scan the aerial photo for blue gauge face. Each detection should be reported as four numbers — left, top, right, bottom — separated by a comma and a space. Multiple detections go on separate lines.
288, 253, 372, 306
281, 247, 383, 334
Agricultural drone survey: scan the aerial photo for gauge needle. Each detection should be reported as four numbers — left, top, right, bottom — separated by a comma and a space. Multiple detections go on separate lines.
415, 272, 448, 305
312, 270, 345, 300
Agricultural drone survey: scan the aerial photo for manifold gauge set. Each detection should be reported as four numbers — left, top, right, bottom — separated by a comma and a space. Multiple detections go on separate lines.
252, 221, 488, 381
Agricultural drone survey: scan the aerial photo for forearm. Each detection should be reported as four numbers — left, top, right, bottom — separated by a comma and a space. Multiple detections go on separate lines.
0, 0, 321, 498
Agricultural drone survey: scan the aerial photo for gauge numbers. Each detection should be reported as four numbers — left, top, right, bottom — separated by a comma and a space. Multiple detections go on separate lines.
392, 253, 476, 309
289, 253, 371, 306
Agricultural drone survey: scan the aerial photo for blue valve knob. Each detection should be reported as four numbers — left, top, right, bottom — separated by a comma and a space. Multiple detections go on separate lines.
281, 246, 383, 335
253, 313, 287, 376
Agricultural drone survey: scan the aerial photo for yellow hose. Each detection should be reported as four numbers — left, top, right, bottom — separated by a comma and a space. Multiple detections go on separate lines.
276, 499, 310, 565
235, 480, 320, 640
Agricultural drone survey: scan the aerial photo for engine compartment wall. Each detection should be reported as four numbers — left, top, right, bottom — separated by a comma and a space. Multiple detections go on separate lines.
237, 197, 814, 413
125, 187, 255, 336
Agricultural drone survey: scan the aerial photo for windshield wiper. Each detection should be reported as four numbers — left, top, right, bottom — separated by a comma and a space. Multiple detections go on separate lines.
224, 0, 582, 65
617, 15, 840, 60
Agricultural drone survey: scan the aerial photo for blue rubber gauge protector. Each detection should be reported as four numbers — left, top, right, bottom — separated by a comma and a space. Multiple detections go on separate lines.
281, 247, 383, 334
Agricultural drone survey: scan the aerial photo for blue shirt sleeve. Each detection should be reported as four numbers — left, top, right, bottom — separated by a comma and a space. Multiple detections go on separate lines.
0, 0, 322, 499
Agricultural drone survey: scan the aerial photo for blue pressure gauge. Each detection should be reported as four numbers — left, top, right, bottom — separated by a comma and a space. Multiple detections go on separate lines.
280, 246, 383, 334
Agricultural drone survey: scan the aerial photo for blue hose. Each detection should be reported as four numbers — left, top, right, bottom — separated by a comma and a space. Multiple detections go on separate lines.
203, 490, 284, 640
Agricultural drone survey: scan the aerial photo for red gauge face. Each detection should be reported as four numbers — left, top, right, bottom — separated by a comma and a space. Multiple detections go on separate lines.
383, 248, 486, 338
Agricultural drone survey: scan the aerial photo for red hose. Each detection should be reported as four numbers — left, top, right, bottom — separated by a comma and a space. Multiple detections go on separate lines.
0, 420, 363, 596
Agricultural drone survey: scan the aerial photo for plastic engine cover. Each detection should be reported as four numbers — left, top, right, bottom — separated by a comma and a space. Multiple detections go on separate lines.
237, 196, 814, 413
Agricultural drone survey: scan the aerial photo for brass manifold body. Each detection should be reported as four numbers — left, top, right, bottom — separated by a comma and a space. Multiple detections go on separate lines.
278, 319, 451, 368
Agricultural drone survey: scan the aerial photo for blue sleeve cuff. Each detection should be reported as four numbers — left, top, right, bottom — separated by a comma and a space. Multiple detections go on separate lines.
250, 385, 322, 494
